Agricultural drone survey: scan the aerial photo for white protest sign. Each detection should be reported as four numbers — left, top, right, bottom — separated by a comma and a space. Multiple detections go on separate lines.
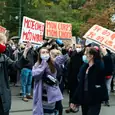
20, 16, 44, 44
83, 25, 115, 52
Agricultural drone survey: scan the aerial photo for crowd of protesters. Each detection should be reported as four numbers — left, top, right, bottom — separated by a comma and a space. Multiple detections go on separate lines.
0, 33, 115, 115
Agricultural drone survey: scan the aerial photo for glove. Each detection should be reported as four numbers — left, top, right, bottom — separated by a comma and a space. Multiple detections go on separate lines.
43, 75, 58, 86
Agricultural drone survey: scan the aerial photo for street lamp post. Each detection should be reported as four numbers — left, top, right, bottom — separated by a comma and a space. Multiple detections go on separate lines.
18, 0, 22, 37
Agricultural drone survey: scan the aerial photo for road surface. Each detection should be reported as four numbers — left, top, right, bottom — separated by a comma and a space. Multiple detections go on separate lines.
10, 87, 115, 115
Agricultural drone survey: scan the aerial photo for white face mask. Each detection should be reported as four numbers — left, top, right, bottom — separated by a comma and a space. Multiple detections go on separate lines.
40, 54, 50, 61
76, 48, 82, 53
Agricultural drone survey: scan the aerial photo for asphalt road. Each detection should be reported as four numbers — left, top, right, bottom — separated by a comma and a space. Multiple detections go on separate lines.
10, 87, 115, 115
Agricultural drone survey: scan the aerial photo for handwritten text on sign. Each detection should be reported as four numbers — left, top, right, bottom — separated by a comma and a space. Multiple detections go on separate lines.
83, 25, 115, 52
45, 20, 72, 39
0, 26, 6, 34
21, 16, 44, 44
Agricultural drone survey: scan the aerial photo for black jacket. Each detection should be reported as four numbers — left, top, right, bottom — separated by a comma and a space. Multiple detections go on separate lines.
0, 54, 28, 112
103, 54, 113, 76
23, 48, 36, 69
71, 60, 108, 105
68, 51, 83, 89
4, 44, 14, 60
111, 53, 115, 74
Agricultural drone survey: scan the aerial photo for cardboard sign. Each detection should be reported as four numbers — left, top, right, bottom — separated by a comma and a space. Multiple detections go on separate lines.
45, 20, 72, 39
21, 16, 44, 44
83, 25, 115, 52
0, 26, 6, 34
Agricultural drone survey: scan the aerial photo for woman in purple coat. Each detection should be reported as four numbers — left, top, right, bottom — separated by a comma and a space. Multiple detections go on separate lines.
32, 48, 68, 115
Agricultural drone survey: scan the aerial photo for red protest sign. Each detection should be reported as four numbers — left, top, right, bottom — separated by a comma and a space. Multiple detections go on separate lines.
45, 20, 72, 39
20, 16, 44, 44
83, 25, 115, 52
0, 26, 6, 34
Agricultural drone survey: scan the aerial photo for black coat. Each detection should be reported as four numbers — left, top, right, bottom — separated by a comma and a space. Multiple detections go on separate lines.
4, 45, 14, 60
103, 54, 113, 76
23, 48, 37, 69
71, 60, 108, 105
68, 51, 83, 89
0, 54, 28, 112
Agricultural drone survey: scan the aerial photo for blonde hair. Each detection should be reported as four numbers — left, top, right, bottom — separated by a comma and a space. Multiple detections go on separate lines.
0, 33, 7, 43
50, 49, 62, 59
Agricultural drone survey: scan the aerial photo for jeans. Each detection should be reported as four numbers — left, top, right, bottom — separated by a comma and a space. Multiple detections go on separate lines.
21, 68, 32, 97
106, 76, 113, 96
81, 104, 101, 115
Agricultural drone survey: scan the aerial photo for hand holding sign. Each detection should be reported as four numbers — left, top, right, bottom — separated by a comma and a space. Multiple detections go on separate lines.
100, 45, 107, 56
23, 42, 32, 58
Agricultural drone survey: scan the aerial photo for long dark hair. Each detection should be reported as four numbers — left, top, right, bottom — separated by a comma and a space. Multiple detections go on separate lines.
38, 47, 56, 73
86, 47, 102, 61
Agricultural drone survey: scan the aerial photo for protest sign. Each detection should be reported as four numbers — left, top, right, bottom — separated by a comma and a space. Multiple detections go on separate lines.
45, 20, 72, 39
0, 26, 6, 34
20, 16, 44, 44
83, 25, 115, 52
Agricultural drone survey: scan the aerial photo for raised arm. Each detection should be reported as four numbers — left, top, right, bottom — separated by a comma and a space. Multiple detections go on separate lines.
55, 54, 69, 66
4, 54, 29, 69
32, 60, 48, 81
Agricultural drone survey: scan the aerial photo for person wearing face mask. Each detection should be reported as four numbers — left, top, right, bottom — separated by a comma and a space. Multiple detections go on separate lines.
32, 47, 69, 115
20, 46, 37, 102
0, 33, 31, 115
65, 44, 83, 113
71, 47, 108, 115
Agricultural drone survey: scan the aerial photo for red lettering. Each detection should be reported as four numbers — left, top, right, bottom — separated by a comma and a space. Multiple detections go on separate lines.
22, 32, 27, 41
87, 32, 96, 38
59, 31, 72, 39
24, 18, 30, 28
22, 30, 43, 42
68, 25, 72, 31
102, 30, 110, 36
58, 23, 71, 31
32, 34, 42, 42
24, 18, 35, 29
46, 21, 57, 30
41, 25, 44, 32
93, 25, 102, 32
95, 36, 104, 42
36, 23, 40, 30
46, 29, 58, 38
111, 34, 115, 40
31, 20, 35, 30
104, 40, 113, 47
24, 18, 44, 31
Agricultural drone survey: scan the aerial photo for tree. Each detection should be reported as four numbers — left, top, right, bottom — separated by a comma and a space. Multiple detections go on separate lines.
0, 0, 115, 38
79, 0, 115, 37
